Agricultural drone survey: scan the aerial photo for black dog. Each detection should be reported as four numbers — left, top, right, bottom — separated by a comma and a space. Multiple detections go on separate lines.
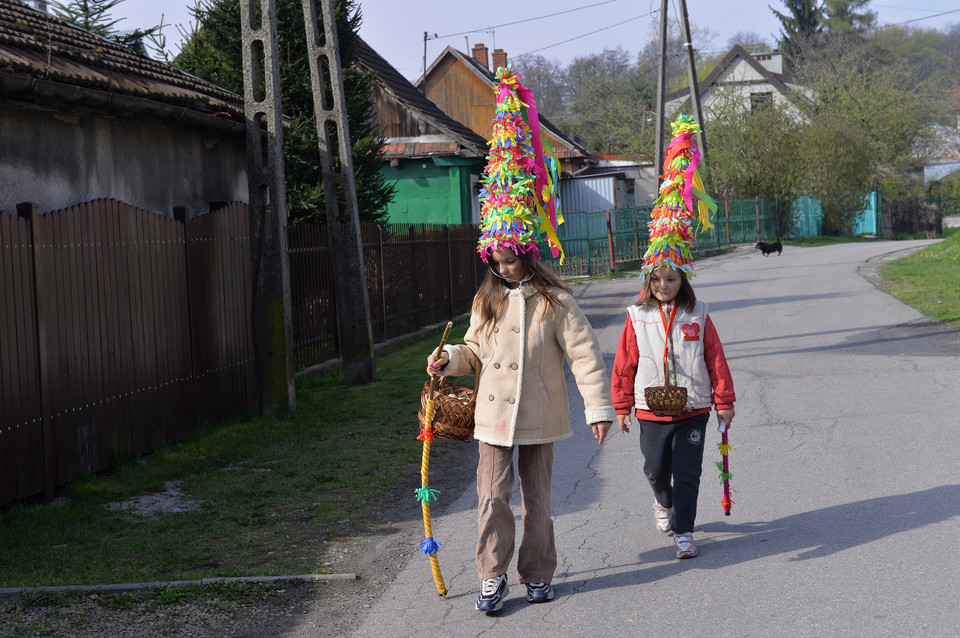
755, 238, 782, 256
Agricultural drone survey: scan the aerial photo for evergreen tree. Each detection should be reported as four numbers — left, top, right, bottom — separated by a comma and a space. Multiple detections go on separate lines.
175, 0, 393, 224
770, 0, 823, 66
51, 0, 163, 56
821, 0, 877, 36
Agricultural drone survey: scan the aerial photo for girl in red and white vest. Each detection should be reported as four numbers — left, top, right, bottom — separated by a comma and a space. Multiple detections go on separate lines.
611, 265, 735, 559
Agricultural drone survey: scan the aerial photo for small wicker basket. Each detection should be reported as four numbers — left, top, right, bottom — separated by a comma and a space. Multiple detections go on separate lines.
418, 354, 479, 442
644, 360, 688, 417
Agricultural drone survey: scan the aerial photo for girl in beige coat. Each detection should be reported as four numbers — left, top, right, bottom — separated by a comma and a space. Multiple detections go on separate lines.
427, 247, 615, 612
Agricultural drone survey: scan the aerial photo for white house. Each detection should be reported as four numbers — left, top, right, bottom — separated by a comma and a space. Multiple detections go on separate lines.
665, 45, 813, 121
915, 123, 960, 185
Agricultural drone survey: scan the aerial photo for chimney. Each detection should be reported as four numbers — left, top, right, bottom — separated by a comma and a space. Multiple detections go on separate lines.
472, 43, 489, 69
492, 49, 507, 72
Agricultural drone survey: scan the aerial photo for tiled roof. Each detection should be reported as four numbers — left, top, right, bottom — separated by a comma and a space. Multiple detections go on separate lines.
0, 0, 243, 121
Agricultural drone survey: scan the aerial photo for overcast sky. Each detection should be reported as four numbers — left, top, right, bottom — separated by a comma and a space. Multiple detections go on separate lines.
106, 0, 960, 80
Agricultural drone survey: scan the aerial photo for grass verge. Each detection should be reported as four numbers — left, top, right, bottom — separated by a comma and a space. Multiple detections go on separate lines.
878, 227, 960, 325
0, 321, 470, 588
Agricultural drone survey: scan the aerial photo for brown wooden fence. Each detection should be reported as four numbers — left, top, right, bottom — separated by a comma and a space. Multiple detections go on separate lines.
290, 223, 483, 372
0, 199, 254, 505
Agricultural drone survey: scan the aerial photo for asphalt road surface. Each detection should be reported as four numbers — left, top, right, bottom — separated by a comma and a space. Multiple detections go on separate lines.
349, 241, 960, 638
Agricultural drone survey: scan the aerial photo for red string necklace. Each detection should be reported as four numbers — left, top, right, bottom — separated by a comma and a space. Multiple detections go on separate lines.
657, 300, 679, 380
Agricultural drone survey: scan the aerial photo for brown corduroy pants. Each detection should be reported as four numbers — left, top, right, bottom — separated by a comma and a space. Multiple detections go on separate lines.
475, 441, 556, 584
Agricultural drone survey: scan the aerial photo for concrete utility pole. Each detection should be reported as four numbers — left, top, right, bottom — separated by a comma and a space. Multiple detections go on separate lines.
654, 0, 668, 174
302, 0, 376, 385
678, 0, 708, 166
240, 0, 295, 416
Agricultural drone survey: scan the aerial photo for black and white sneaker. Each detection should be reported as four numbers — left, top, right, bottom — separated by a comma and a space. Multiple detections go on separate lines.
476, 574, 508, 612
525, 582, 555, 603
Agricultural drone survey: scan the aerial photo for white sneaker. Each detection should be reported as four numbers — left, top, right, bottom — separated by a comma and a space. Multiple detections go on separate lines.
476, 574, 508, 612
653, 500, 673, 533
674, 532, 698, 559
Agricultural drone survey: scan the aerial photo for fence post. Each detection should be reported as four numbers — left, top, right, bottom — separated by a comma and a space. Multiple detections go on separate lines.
632, 207, 641, 258
605, 210, 616, 273
724, 199, 730, 246
17, 202, 55, 501
410, 225, 420, 330
376, 225, 387, 342
755, 195, 761, 241
173, 207, 199, 427
445, 225, 455, 318
775, 195, 781, 238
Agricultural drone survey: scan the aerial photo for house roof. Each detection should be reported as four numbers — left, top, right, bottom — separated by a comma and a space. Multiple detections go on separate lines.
665, 44, 813, 114
354, 36, 486, 159
421, 45, 593, 161
0, 0, 244, 129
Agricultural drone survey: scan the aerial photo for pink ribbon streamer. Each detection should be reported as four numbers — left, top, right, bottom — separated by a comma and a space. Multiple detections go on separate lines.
514, 84, 560, 258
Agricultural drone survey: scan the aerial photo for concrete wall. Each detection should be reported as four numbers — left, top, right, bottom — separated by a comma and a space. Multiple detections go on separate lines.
0, 104, 248, 216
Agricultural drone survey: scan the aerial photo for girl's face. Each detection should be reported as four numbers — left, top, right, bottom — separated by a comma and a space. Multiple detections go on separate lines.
649, 267, 682, 303
490, 248, 530, 287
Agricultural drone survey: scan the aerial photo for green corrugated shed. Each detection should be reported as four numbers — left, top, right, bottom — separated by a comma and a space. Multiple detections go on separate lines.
382, 157, 481, 225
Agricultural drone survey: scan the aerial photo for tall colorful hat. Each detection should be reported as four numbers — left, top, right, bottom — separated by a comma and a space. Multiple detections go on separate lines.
641, 114, 717, 275
477, 66, 565, 264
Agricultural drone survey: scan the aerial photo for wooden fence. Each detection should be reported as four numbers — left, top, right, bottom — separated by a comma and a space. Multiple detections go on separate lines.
0, 199, 254, 505
290, 223, 483, 372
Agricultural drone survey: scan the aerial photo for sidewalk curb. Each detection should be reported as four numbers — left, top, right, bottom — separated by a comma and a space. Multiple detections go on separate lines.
0, 573, 358, 602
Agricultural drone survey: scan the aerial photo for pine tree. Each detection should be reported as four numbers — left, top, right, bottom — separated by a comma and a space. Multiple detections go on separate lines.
51, 0, 162, 56
175, 0, 393, 224
821, 0, 877, 36
770, 0, 823, 66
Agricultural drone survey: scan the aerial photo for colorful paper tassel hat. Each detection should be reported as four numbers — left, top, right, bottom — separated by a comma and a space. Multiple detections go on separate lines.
477, 66, 565, 264
641, 114, 717, 275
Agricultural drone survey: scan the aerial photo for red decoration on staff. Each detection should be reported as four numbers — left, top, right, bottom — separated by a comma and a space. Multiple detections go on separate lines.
716, 421, 734, 515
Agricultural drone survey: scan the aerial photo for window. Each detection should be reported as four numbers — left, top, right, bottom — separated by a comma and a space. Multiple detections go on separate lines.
751, 92, 772, 111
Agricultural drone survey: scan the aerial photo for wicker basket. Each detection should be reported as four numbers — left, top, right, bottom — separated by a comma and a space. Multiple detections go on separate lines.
644, 360, 688, 417
418, 355, 479, 442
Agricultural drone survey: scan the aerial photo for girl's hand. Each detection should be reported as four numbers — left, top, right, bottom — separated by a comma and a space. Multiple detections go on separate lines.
617, 414, 631, 434
426, 350, 449, 377
717, 408, 735, 428
592, 421, 612, 445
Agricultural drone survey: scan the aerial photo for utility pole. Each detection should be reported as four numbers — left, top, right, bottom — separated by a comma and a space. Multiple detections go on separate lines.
654, 0, 668, 174
240, 0, 295, 417
678, 0, 708, 165
302, 0, 376, 385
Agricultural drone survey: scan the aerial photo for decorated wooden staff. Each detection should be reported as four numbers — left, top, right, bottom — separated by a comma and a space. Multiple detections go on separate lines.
717, 420, 734, 515
415, 321, 453, 597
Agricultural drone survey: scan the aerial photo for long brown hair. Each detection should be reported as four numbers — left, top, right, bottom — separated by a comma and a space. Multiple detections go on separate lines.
474, 250, 572, 336
636, 267, 697, 312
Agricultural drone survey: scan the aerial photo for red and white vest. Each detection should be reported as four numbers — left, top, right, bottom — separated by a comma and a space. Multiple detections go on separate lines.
627, 300, 713, 412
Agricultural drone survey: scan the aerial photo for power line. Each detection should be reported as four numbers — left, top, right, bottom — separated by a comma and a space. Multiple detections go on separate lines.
514, 11, 658, 59
885, 7, 960, 26
430, 0, 627, 40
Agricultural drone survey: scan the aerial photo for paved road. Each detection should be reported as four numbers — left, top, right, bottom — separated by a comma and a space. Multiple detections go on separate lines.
350, 241, 960, 637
